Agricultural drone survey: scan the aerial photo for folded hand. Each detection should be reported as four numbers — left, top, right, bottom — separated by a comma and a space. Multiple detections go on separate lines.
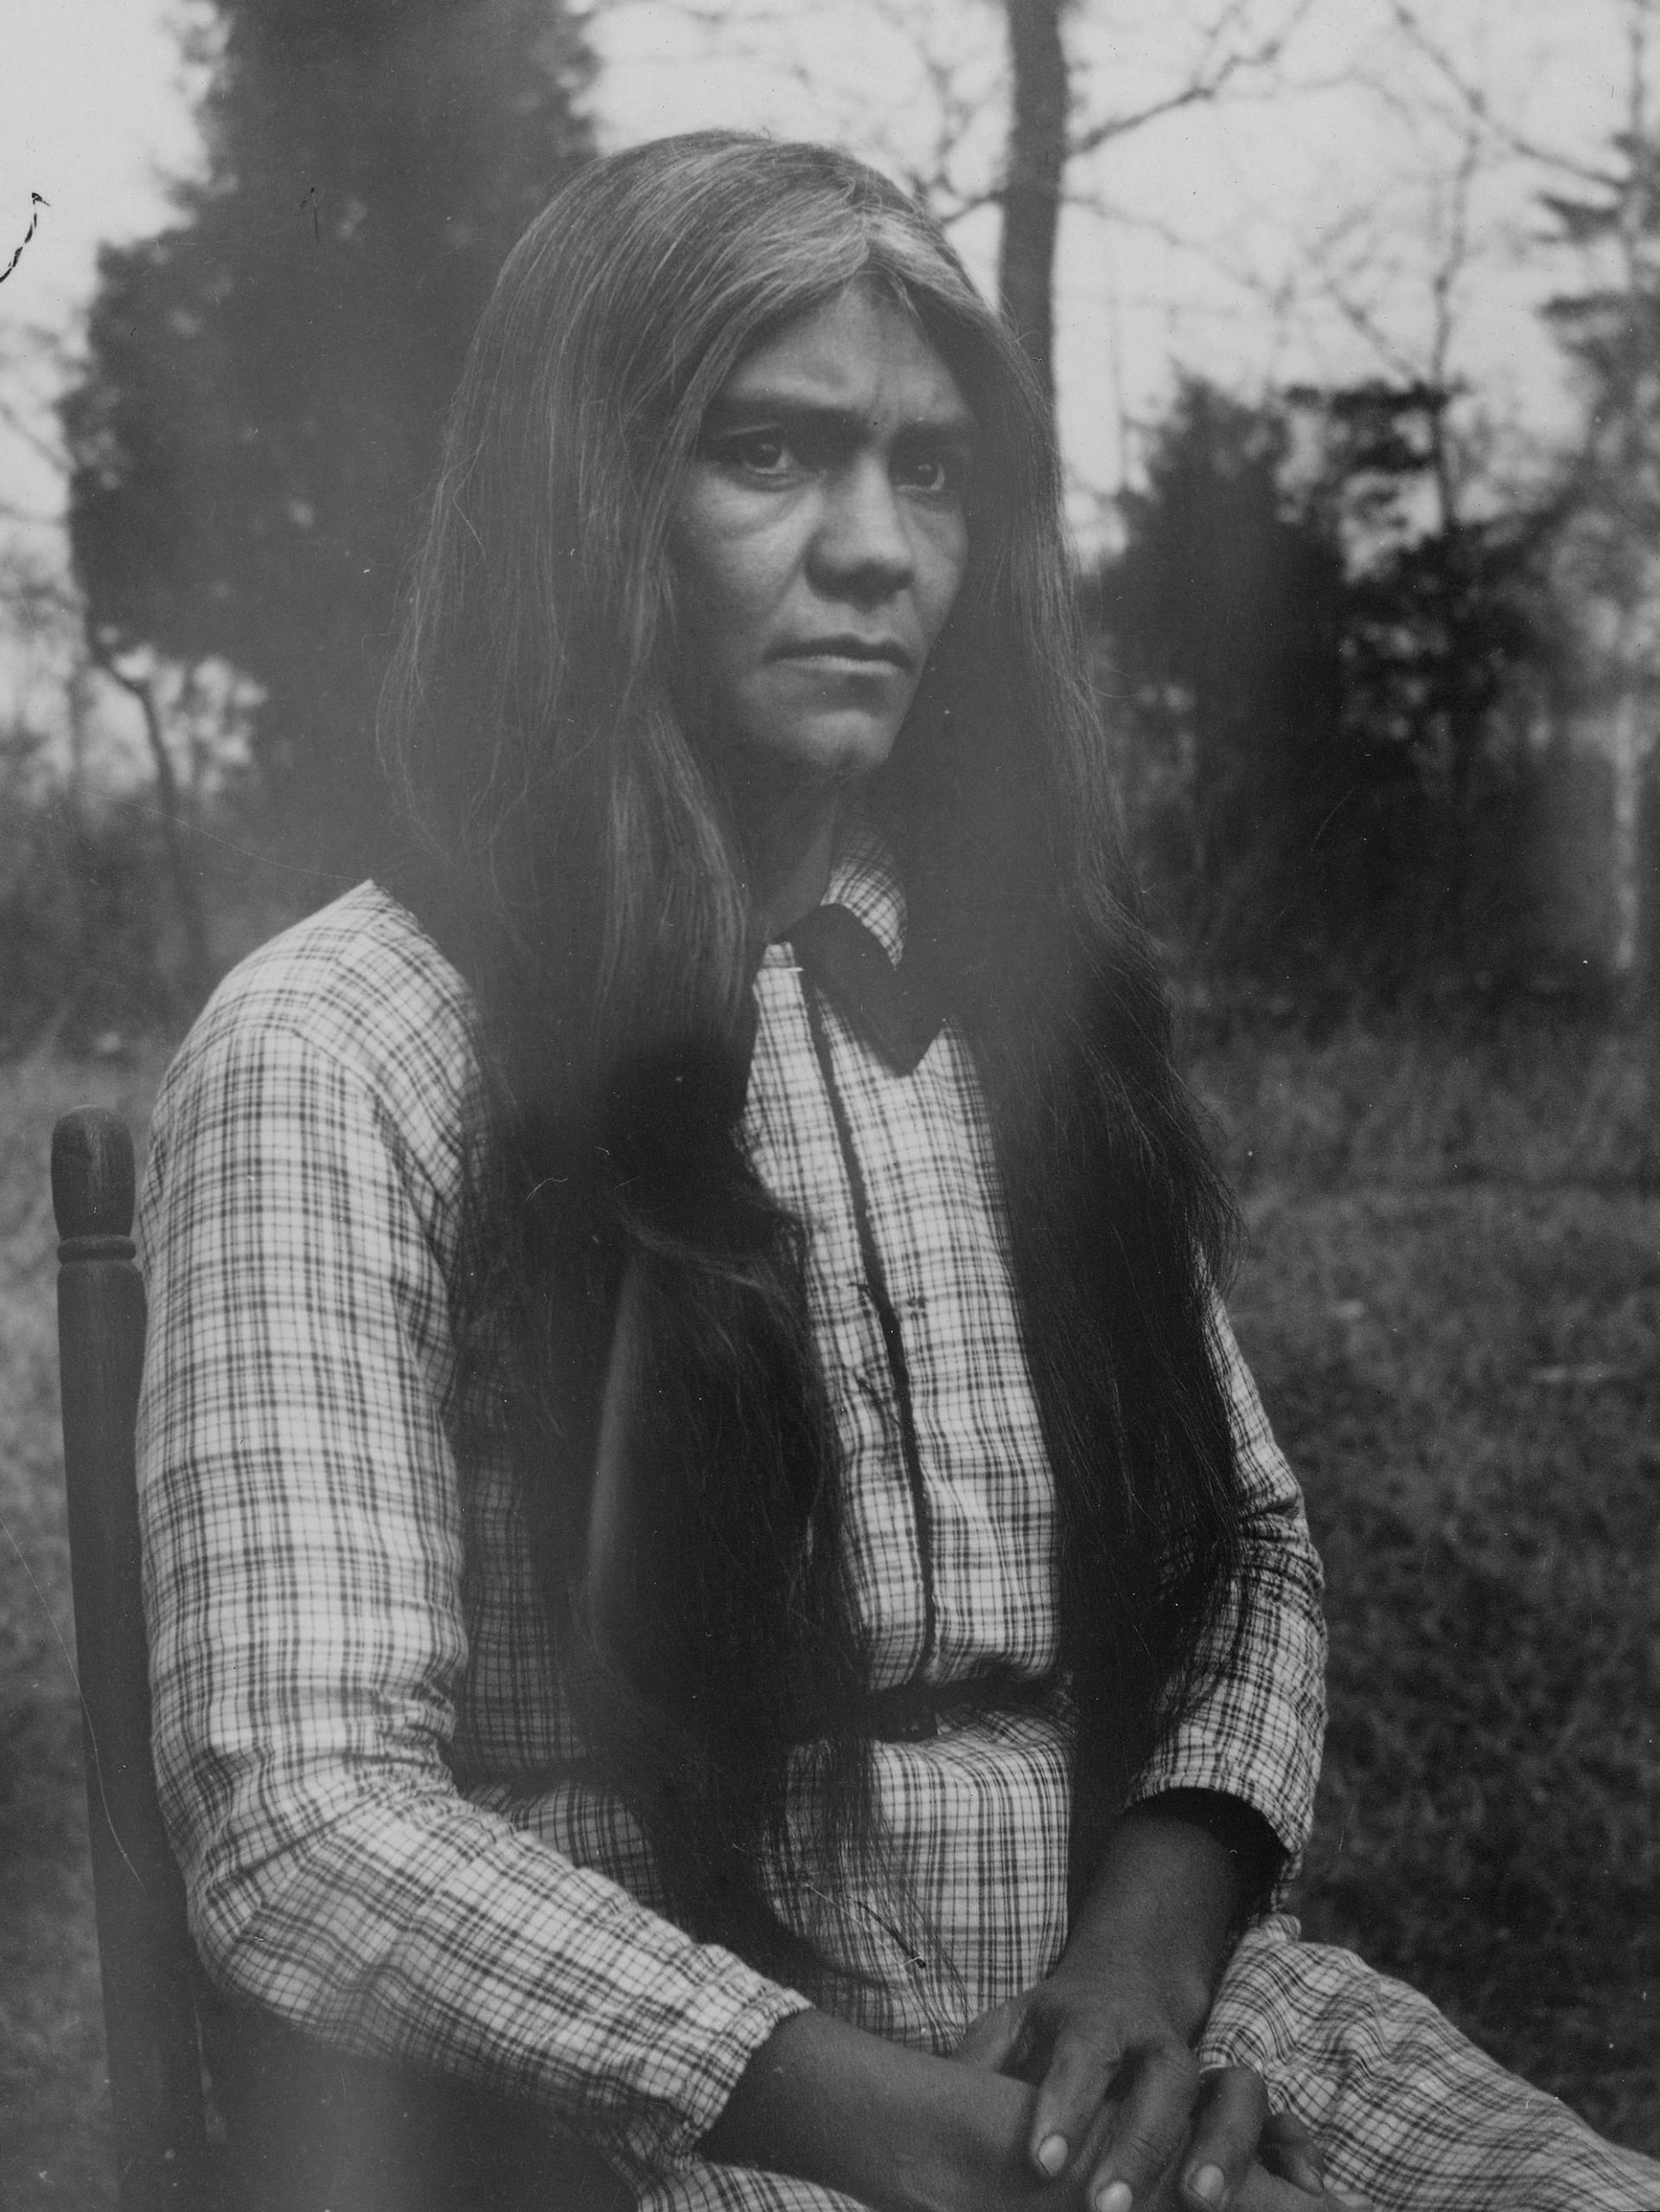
955, 1978, 1370, 2212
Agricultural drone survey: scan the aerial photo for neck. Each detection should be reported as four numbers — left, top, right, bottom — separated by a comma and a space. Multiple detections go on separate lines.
733, 773, 848, 940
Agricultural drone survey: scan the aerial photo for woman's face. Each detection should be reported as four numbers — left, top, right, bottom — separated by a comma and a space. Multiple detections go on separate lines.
672, 278, 975, 802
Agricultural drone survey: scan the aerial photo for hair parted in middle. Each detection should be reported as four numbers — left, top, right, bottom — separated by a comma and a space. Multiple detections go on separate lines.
380, 131, 1252, 1993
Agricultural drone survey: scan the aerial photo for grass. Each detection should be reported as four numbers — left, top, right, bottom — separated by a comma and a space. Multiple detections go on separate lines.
1232, 1181, 1660, 2147
1191, 1018, 1660, 2153
1, 1012, 1657, 2206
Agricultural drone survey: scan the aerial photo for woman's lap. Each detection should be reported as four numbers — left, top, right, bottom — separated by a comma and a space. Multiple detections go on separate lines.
639, 1918, 1660, 2212
637, 2170, 869, 2212
1201, 1915, 1657, 2212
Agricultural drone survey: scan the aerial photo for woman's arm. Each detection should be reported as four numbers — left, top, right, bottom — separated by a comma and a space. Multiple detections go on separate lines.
137, 991, 806, 2190
1127, 1306, 1328, 1883
707, 2007, 1338, 2212
708, 2009, 1052, 2212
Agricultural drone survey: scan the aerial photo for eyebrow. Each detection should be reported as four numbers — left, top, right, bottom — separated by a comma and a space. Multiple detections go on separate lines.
700, 390, 979, 443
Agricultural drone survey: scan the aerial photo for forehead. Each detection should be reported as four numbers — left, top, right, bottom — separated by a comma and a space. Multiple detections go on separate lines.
712, 279, 974, 431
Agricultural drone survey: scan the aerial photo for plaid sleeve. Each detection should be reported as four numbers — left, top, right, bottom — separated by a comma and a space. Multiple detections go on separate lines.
1126, 1303, 1327, 1883
137, 1010, 806, 2182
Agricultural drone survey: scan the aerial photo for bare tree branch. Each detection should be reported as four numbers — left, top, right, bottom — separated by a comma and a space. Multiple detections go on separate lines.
1383, 0, 1616, 188
0, 387, 67, 477
1068, 0, 1317, 157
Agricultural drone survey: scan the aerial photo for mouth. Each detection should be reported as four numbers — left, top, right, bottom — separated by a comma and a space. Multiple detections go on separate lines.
775, 636, 914, 671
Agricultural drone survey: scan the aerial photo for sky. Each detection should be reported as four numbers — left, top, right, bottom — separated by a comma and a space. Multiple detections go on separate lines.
0, 2, 204, 512
0, 0, 1642, 683
583, 0, 1638, 521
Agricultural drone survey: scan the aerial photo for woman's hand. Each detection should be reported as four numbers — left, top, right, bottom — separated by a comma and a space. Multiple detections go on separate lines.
948, 1792, 1326, 2212
706, 2005, 1364, 2212
959, 1988, 1324, 2212
705, 1792, 1362, 2212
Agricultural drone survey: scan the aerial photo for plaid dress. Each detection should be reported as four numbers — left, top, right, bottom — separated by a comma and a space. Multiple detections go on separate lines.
137, 847, 1658, 2211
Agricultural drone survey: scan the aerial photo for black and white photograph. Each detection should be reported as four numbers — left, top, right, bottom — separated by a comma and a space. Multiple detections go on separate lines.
2, 4, 1657, 2208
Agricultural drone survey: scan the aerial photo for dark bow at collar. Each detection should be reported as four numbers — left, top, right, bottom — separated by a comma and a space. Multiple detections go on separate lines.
786, 902, 945, 1076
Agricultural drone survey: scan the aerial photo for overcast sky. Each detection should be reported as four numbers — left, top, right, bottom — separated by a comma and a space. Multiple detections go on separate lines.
0, 0, 1639, 559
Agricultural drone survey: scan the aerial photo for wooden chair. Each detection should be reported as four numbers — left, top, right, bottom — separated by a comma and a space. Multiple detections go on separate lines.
52, 1105, 213, 2211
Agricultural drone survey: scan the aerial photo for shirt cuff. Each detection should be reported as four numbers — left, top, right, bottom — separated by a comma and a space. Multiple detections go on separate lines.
596, 1966, 814, 2187
1125, 1736, 1313, 1904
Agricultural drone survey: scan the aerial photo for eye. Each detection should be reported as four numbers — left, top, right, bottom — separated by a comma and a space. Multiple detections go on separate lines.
713, 429, 795, 476
897, 443, 972, 501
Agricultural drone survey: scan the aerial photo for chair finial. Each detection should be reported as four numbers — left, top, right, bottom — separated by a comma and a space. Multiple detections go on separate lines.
53, 1107, 136, 1245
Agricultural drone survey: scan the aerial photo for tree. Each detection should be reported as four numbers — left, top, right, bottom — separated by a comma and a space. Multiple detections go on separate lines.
62, 0, 595, 885
1089, 374, 1551, 997
651, 0, 1318, 410
1537, 1, 1660, 994
1089, 379, 1352, 979
1308, 380, 1553, 976
1, 318, 211, 1019
998, 0, 1069, 395
1382, 0, 1660, 999
994, 0, 1315, 400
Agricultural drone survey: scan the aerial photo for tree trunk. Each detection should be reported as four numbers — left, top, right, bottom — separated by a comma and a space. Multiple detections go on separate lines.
999, 0, 1068, 402
1608, 677, 1648, 1001
91, 644, 213, 1003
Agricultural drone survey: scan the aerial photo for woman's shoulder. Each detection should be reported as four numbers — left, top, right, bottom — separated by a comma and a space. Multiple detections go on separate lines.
156, 882, 479, 1151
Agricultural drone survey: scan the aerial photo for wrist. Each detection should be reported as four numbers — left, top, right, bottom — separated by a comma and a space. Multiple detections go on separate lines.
1063, 1800, 1253, 2040
1139, 1787, 1285, 1921
900, 2056, 1037, 2212
703, 2008, 1037, 2212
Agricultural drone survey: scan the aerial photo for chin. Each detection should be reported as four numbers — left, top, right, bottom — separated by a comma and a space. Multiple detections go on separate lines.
774, 714, 902, 785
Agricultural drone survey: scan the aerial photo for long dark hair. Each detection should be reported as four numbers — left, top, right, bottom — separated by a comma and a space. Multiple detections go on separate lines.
379, 132, 1248, 1989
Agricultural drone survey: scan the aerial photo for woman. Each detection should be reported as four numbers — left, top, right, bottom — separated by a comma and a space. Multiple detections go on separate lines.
137, 135, 1658, 2212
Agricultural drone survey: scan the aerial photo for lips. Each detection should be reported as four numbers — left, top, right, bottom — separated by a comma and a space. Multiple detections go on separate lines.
775, 636, 913, 670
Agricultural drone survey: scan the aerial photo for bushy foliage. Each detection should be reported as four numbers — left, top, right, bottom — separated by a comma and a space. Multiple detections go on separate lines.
61, 0, 596, 882
0, 745, 174, 1051
1542, 125, 1660, 628
1088, 377, 1561, 1005
0, 711, 297, 1054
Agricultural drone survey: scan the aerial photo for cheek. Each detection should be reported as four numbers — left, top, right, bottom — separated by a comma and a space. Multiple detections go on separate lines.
676, 524, 790, 674
916, 518, 971, 647
676, 457, 808, 560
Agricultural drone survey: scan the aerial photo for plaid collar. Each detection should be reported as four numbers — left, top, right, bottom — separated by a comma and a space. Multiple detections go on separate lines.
786, 819, 943, 1077
822, 814, 907, 966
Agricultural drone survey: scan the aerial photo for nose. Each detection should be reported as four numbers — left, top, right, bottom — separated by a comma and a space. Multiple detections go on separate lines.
808, 455, 913, 601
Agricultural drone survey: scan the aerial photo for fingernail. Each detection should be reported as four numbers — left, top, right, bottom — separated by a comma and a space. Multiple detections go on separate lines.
1037, 2134, 1069, 2177
1188, 2166, 1226, 2209
1094, 2186, 1133, 2212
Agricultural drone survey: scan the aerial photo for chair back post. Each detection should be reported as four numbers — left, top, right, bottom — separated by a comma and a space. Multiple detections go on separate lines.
54, 1106, 210, 2211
